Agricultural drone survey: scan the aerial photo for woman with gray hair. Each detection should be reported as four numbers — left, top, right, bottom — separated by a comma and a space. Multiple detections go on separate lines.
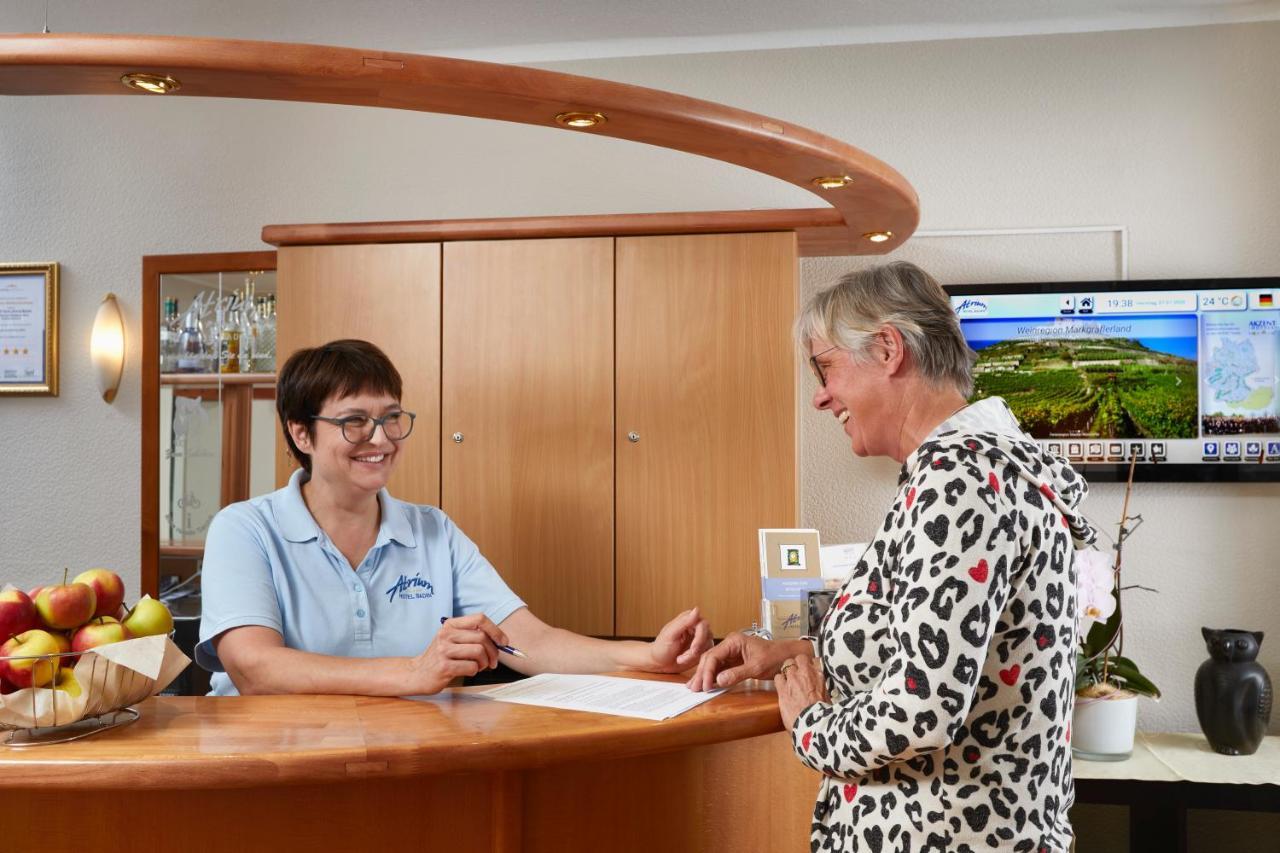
690, 262, 1094, 852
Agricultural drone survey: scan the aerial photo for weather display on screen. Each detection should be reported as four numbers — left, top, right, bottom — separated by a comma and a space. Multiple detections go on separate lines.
950, 285, 1280, 467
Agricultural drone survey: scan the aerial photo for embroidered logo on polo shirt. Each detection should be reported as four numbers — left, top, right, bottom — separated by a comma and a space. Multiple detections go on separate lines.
385, 573, 434, 602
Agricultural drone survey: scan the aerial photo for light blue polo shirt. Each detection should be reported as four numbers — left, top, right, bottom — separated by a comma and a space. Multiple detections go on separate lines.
196, 470, 526, 696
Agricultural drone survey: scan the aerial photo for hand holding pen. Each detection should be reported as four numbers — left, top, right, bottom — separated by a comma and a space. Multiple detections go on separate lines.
440, 615, 528, 659
407, 613, 518, 694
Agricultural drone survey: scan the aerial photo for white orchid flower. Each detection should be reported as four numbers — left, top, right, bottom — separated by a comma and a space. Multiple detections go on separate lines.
1074, 547, 1117, 634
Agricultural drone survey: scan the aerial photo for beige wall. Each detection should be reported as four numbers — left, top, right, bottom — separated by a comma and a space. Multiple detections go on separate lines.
1, 14, 1277, 747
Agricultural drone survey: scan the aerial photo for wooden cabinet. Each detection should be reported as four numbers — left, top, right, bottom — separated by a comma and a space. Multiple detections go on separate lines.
442, 238, 615, 636
276, 243, 442, 505
616, 233, 798, 635
275, 228, 796, 637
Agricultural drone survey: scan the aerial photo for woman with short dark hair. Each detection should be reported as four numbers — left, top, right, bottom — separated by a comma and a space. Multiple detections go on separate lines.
690, 263, 1093, 852
197, 339, 712, 696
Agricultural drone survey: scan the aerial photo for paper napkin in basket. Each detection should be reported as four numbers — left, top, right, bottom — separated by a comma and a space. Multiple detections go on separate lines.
0, 635, 190, 729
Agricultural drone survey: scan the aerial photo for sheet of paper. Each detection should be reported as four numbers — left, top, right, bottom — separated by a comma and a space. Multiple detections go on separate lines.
479, 674, 725, 721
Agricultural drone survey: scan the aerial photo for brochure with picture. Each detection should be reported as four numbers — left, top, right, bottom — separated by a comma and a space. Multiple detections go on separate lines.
757, 528, 823, 639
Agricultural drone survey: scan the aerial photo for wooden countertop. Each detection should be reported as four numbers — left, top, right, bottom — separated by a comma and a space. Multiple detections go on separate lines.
0, 675, 784, 790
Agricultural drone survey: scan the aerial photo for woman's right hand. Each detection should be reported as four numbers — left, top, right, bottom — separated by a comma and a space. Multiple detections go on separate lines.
687, 631, 794, 692
407, 613, 507, 694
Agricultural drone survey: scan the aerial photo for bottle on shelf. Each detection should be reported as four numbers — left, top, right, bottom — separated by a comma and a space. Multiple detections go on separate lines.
238, 274, 259, 371
254, 293, 277, 373
201, 290, 221, 371
159, 298, 179, 372
219, 291, 242, 374
175, 298, 206, 373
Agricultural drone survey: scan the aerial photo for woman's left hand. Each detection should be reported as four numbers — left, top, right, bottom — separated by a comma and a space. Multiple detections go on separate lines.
645, 606, 714, 673
775, 656, 829, 730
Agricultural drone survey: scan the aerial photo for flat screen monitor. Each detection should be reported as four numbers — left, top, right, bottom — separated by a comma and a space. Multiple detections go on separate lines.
946, 277, 1280, 482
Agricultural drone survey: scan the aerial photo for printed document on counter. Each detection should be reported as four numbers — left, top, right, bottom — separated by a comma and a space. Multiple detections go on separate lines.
478, 674, 725, 720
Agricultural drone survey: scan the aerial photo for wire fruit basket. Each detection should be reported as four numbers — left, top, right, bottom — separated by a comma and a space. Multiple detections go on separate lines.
0, 636, 185, 748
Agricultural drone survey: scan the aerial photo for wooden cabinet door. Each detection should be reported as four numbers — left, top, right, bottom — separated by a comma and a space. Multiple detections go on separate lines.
616, 233, 797, 637
275, 244, 442, 505
442, 238, 614, 636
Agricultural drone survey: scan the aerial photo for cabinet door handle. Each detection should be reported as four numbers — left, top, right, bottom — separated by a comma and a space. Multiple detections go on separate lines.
627, 431, 640, 443
452, 432, 464, 443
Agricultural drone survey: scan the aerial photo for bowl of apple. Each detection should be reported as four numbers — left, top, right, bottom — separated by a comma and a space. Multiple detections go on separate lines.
0, 569, 190, 747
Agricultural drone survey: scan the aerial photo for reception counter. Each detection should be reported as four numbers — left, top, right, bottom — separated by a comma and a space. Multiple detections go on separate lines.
2, 674, 820, 853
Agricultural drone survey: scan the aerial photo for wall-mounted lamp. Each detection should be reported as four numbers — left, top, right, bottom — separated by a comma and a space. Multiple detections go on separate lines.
90, 293, 125, 403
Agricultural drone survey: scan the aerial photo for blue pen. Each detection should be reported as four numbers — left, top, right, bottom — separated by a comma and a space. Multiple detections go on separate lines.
440, 616, 528, 658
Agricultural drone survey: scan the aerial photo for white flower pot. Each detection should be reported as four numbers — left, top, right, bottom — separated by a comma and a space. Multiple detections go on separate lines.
1071, 692, 1137, 761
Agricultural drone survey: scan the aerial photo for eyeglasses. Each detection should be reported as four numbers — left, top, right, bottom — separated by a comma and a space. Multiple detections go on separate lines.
311, 410, 416, 444
808, 345, 840, 387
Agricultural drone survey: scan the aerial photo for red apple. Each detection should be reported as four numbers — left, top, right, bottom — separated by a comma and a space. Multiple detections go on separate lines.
122, 596, 173, 638
50, 630, 76, 668
0, 588, 39, 642
73, 569, 126, 620
34, 582, 96, 631
71, 616, 130, 654
0, 629, 61, 688
0, 675, 16, 694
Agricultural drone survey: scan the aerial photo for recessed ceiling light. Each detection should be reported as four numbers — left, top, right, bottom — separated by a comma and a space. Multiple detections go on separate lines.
555, 111, 607, 129
863, 231, 894, 243
121, 72, 181, 94
811, 175, 853, 189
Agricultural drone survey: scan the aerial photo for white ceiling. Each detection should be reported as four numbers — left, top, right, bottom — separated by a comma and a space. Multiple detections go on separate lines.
2, 0, 1278, 62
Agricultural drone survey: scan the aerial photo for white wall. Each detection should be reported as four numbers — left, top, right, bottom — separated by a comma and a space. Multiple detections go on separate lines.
1, 23, 1277, 745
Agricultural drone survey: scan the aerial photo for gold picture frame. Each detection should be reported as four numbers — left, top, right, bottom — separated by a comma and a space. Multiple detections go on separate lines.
0, 262, 59, 396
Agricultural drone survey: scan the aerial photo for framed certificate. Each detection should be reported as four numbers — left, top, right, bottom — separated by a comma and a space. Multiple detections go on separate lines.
0, 262, 59, 396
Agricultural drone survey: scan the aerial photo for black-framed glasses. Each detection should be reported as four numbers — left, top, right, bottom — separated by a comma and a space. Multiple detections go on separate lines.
311, 410, 416, 444
808, 344, 840, 387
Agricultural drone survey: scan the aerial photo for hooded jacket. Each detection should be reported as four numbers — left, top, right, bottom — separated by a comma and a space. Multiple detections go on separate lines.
793, 397, 1095, 853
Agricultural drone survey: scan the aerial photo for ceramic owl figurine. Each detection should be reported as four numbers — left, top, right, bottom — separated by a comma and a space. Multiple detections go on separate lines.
1194, 628, 1273, 756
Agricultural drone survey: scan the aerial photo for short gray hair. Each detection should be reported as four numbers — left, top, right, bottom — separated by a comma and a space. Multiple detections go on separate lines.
796, 262, 976, 396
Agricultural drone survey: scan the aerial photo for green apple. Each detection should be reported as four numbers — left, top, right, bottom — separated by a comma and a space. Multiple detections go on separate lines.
51, 668, 82, 698
0, 629, 62, 688
73, 569, 126, 620
122, 596, 173, 638
34, 582, 96, 631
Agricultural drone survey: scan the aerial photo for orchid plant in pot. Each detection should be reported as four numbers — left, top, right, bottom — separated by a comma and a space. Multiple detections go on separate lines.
1072, 459, 1161, 761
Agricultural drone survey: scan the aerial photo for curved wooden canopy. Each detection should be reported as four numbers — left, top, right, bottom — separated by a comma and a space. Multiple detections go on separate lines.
0, 33, 918, 255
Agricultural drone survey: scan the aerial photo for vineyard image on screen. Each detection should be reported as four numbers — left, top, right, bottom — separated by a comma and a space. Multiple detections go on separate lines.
962, 316, 1198, 439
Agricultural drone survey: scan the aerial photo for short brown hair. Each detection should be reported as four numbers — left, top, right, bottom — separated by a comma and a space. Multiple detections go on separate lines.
276, 339, 403, 474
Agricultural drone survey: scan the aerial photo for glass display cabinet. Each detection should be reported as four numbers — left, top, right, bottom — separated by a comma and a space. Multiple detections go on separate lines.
141, 251, 277, 694
158, 269, 278, 554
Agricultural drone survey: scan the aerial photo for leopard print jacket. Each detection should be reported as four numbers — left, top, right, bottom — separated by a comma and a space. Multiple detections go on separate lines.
792, 424, 1096, 853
